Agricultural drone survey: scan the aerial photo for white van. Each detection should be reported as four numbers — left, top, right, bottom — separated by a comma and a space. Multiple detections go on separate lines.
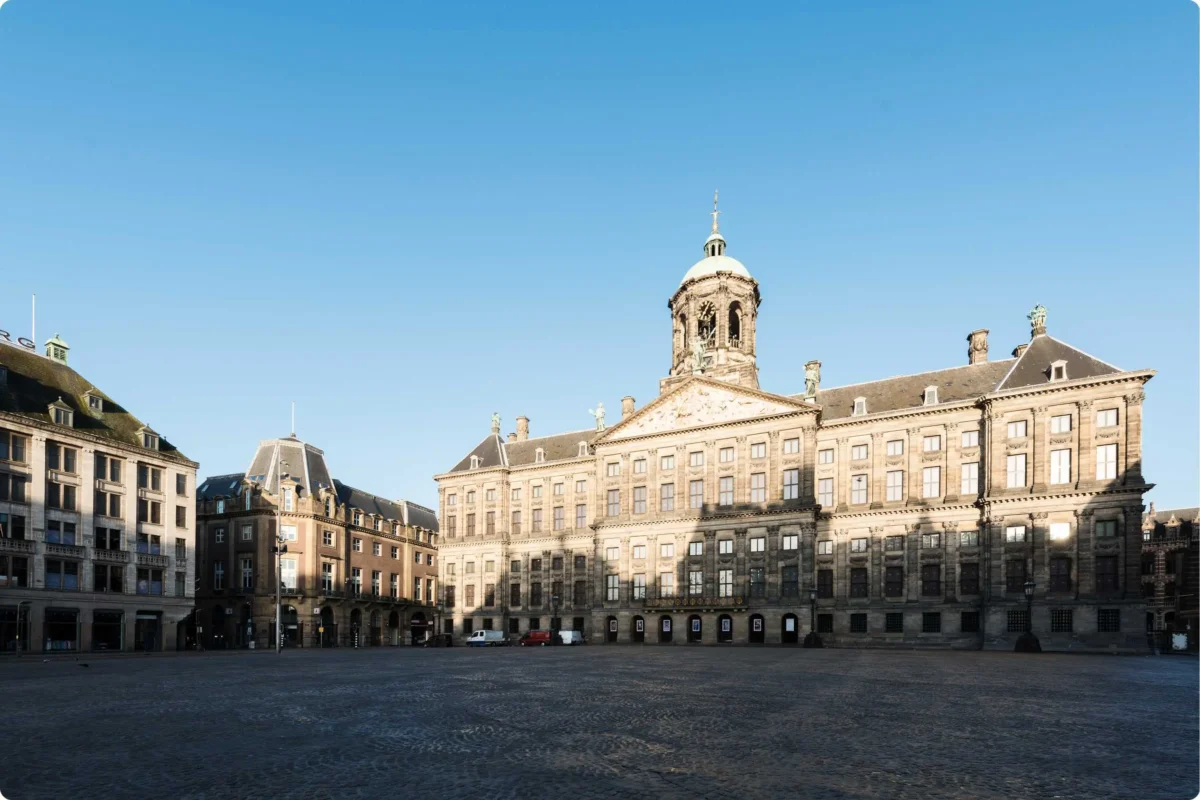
467, 630, 507, 647
558, 630, 586, 646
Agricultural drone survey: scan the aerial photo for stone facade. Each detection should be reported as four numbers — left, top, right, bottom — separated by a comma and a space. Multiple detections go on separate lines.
1141, 505, 1198, 651
435, 208, 1154, 651
194, 435, 438, 649
0, 335, 198, 653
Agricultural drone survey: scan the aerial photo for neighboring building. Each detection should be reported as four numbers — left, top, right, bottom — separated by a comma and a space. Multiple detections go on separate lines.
195, 435, 438, 648
0, 334, 197, 653
435, 202, 1155, 650
1141, 505, 1198, 651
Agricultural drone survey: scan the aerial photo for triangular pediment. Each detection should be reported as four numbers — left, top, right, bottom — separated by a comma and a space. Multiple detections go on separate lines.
597, 377, 815, 443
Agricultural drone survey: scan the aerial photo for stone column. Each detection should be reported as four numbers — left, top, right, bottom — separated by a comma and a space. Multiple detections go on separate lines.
1123, 391, 1145, 483
836, 437, 850, 511
906, 428, 921, 502
1031, 407, 1049, 493
1077, 400, 1094, 489
802, 427, 817, 499
870, 433, 885, 508
943, 424, 961, 504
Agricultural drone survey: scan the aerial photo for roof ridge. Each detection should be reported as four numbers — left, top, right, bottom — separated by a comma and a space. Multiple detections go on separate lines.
507, 428, 595, 444
802, 358, 1015, 396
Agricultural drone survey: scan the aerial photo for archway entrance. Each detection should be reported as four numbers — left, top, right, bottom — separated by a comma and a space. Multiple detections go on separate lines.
320, 606, 336, 647
749, 614, 765, 644
782, 613, 799, 645
350, 608, 363, 648
369, 610, 382, 647
238, 603, 253, 648
210, 604, 227, 649
659, 615, 673, 643
717, 614, 733, 643
687, 615, 702, 643
281, 605, 300, 647
388, 611, 400, 646
410, 612, 428, 645
606, 616, 618, 643
632, 616, 645, 643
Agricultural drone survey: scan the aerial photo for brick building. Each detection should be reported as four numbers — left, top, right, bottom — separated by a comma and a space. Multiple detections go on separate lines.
435, 201, 1154, 651
1, 333, 197, 653
1141, 505, 1198, 651
195, 434, 438, 648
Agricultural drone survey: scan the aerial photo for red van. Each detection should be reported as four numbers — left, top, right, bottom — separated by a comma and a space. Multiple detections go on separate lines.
519, 630, 553, 647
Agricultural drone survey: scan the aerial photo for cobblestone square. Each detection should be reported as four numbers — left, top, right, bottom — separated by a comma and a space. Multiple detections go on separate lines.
1, 648, 1196, 800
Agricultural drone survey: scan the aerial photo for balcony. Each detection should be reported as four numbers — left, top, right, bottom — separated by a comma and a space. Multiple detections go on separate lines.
320, 589, 345, 600
45, 543, 85, 559
136, 552, 170, 568
0, 538, 34, 554
642, 592, 748, 611
94, 548, 130, 564
280, 586, 303, 597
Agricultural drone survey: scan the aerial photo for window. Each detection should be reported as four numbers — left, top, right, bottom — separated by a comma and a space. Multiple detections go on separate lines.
632, 486, 647, 515
1098, 609, 1120, 633
849, 613, 868, 633
850, 538, 868, 553
689, 480, 704, 509
484, 488, 495, 502
46, 521, 77, 545
1005, 525, 1027, 543
213, 561, 225, 590
718, 569, 733, 597
1007, 610, 1029, 632
1007, 420, 1028, 439
688, 570, 704, 596
922, 435, 941, 453
1006, 454, 1026, 488
624, 544, 643, 561
884, 535, 903, 551
885, 612, 903, 633
747, 567, 764, 597
850, 444, 868, 461
447, 493, 457, 506
447, 517, 456, 536
717, 538, 733, 555
1096, 408, 1118, 427
749, 536, 765, 553
850, 568, 868, 598
1096, 444, 1118, 480
352, 510, 362, 527
1049, 557, 1071, 592
817, 540, 833, 555
532, 509, 542, 532
605, 546, 620, 563
960, 462, 979, 495
655, 482, 675, 512
817, 478, 833, 506
509, 582, 521, 606
718, 446, 734, 464
921, 565, 940, 596
818, 448, 834, 464
485, 560, 495, 574
575, 479, 587, 493
1006, 560, 1027, 593
484, 584, 495, 607
1095, 556, 1119, 592
922, 467, 940, 498
1049, 414, 1072, 434
660, 542, 674, 558
961, 430, 979, 448
885, 566, 903, 597
1049, 449, 1072, 485
606, 490, 620, 517
575, 504, 586, 529
659, 573, 674, 598
605, 461, 620, 478
532, 486, 542, 499
0, 432, 26, 463
511, 510, 522, 535
95, 528, 121, 551
240, 557, 254, 589
782, 438, 800, 455
959, 530, 979, 547
817, 569, 833, 598
850, 474, 867, 505
553, 506, 565, 530
214, 528, 225, 544
687, 451, 705, 468
373, 542, 382, 557
744, 442, 765, 460
44, 559, 79, 590
1049, 522, 1071, 542
528, 582, 541, 606
553, 483, 564, 496
886, 439, 903, 456
552, 556, 563, 570
527, 559, 538, 573
1095, 520, 1117, 538
781, 566, 798, 597
814, 614, 832, 633
1051, 609, 1073, 633
885, 470, 904, 502
922, 612, 941, 633
718, 476, 734, 506
740, 472, 764, 503
573, 580, 587, 605
352, 537, 362, 553
632, 573, 646, 600
688, 541, 704, 557
852, 397, 867, 416
782, 469, 799, 500
921, 533, 941, 549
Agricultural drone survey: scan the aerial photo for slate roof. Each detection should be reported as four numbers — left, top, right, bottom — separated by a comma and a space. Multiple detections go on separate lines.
0, 340, 189, 461
197, 473, 246, 501
402, 501, 439, 532
335, 479, 406, 523
446, 429, 594, 474
448, 434, 506, 473
805, 360, 1015, 421
245, 437, 335, 497
996, 335, 1122, 391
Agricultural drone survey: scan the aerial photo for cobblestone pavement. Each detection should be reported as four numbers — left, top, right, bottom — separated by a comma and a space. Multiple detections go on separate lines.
0, 647, 1195, 800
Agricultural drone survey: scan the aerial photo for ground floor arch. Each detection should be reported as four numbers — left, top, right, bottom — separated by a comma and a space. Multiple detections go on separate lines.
410, 611, 429, 645
659, 615, 673, 643
369, 610, 382, 646
350, 608, 363, 647
388, 610, 401, 646
606, 616, 618, 642
632, 615, 645, 643
782, 613, 799, 645
717, 614, 733, 643
687, 615, 702, 643
749, 614, 765, 644
210, 604, 228, 649
320, 606, 337, 647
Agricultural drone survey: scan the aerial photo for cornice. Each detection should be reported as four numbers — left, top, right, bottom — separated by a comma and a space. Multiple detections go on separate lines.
981, 483, 1154, 507
818, 501, 981, 521
594, 409, 815, 448
818, 399, 979, 429
0, 409, 199, 469
593, 504, 817, 531
984, 370, 1154, 404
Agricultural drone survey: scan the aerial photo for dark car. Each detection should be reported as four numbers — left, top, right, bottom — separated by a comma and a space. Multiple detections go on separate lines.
421, 633, 454, 648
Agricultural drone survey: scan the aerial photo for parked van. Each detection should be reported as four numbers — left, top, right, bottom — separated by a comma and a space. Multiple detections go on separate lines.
558, 630, 586, 646
467, 630, 507, 647
519, 630, 553, 647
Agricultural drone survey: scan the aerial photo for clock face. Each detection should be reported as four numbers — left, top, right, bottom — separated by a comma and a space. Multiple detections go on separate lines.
697, 301, 716, 320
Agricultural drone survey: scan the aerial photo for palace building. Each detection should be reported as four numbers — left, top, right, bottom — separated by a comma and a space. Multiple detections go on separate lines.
0, 334, 198, 653
195, 435, 438, 649
435, 201, 1154, 650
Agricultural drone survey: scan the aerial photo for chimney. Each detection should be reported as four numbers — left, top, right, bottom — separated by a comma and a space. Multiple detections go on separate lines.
1012, 343, 1029, 358
967, 329, 989, 365
621, 396, 636, 420
516, 416, 529, 442
507, 433, 517, 443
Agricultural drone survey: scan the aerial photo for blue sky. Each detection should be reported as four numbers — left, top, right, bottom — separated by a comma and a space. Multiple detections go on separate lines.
0, 1, 1195, 509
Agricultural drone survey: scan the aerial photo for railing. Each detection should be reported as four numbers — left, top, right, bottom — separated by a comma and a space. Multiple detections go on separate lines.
642, 592, 748, 610
45, 543, 85, 558
321, 589, 345, 599
94, 548, 130, 563
0, 538, 34, 554
280, 586, 303, 597
136, 553, 170, 568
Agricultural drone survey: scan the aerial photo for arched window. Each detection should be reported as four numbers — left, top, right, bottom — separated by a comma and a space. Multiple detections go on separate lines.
697, 302, 716, 346
728, 302, 742, 349
679, 314, 688, 349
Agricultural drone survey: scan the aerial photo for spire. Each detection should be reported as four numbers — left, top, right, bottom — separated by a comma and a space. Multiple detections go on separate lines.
711, 189, 721, 234
704, 190, 726, 257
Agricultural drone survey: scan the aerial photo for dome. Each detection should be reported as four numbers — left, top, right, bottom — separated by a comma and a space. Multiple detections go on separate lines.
681, 253, 752, 285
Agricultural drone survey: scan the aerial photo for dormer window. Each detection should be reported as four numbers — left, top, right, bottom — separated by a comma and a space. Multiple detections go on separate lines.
49, 398, 73, 428
923, 386, 938, 406
143, 432, 159, 450
578, 441, 588, 457
86, 392, 103, 413
1049, 360, 1068, 382
852, 397, 867, 417
535, 447, 545, 463
469, 455, 481, 469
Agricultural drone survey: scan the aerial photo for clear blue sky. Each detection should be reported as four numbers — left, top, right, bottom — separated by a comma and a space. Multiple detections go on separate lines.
0, 1, 1195, 509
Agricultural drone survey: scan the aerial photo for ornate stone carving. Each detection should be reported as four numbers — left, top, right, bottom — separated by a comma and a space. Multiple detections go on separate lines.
943, 521, 959, 532
613, 383, 804, 438
1078, 400, 1093, 410
1032, 512, 1049, 520
1124, 391, 1146, 406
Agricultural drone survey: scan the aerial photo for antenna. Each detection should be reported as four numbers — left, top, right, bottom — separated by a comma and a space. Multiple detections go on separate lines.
31, 294, 35, 345
290, 401, 295, 437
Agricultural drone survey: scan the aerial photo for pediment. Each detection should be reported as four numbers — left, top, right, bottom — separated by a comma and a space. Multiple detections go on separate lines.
598, 377, 813, 442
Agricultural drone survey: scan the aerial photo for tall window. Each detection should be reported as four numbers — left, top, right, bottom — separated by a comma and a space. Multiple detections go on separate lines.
1006, 454, 1026, 488
486, 512, 496, 535
750, 567, 765, 597
850, 568, 868, 598
886, 470, 904, 502
606, 575, 619, 601
575, 504, 587, 529
1095, 556, 1119, 592
660, 484, 675, 511
718, 569, 733, 597
921, 564, 940, 596
781, 566, 799, 596
718, 477, 734, 507
922, 467, 940, 498
633, 486, 647, 514
1050, 557, 1071, 591
511, 511, 521, 535
240, 557, 253, 589
817, 569, 833, 598
960, 462, 979, 495
213, 561, 225, 590
749, 472, 766, 503
321, 562, 333, 592
1050, 414, 1072, 433
689, 570, 704, 596
959, 562, 979, 595
1007, 420, 1027, 438
532, 509, 543, 532
1096, 444, 1118, 480
817, 478, 833, 506
606, 489, 620, 517
886, 440, 903, 456
851, 474, 868, 505
1050, 449, 1071, 485
553, 506, 565, 530
573, 580, 587, 605
466, 514, 475, 536
885, 566, 903, 597
659, 573, 674, 598
782, 469, 799, 500
689, 480, 704, 509
632, 573, 646, 600
1006, 560, 1027, 593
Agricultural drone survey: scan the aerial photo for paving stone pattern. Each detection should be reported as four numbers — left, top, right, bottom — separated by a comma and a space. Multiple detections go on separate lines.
1, 648, 1196, 800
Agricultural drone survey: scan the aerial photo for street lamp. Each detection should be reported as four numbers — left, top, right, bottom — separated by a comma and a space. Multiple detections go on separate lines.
551, 594, 560, 645
1015, 579, 1042, 652
803, 587, 823, 648
274, 457, 290, 655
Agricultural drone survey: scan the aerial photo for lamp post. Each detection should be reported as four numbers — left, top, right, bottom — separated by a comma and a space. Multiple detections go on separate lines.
1015, 579, 1042, 652
803, 587, 823, 648
274, 458, 290, 655
551, 594, 560, 645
